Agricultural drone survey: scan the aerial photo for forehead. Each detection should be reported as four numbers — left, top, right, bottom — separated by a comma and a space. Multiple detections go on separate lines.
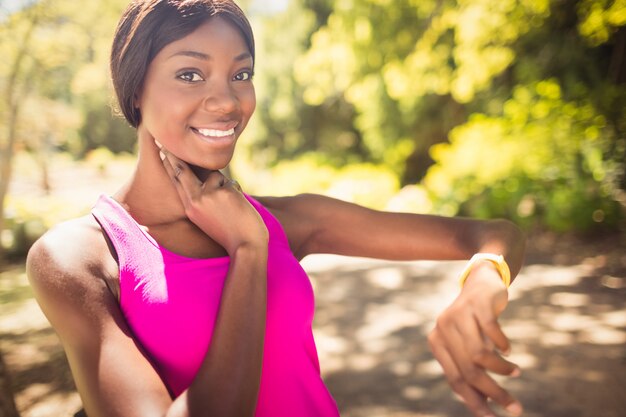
160, 16, 250, 57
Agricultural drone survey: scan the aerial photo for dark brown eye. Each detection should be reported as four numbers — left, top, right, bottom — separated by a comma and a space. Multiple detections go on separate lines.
234, 70, 254, 81
177, 71, 204, 82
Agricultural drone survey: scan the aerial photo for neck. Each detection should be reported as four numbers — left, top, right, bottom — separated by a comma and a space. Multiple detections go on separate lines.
113, 135, 197, 226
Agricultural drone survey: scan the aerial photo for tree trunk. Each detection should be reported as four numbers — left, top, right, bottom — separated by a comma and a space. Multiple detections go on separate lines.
0, 11, 39, 263
0, 101, 19, 262
0, 350, 20, 417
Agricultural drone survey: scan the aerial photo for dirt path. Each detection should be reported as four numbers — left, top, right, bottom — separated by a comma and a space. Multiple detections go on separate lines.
1, 233, 625, 417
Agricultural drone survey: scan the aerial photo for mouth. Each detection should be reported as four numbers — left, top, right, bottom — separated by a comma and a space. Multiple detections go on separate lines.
194, 127, 235, 138
191, 125, 238, 144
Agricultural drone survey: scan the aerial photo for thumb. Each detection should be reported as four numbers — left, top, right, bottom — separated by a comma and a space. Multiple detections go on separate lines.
492, 288, 509, 317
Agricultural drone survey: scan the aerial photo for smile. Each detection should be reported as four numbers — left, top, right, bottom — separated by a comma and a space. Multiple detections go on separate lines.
194, 127, 236, 138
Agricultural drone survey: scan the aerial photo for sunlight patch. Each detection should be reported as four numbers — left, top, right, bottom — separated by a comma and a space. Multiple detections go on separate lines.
549, 292, 590, 307
366, 267, 405, 289
580, 326, 626, 345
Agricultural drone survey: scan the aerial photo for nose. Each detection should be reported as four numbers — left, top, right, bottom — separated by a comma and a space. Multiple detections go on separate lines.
203, 81, 238, 115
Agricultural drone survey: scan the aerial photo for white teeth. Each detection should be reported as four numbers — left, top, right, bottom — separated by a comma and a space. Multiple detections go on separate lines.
196, 128, 235, 138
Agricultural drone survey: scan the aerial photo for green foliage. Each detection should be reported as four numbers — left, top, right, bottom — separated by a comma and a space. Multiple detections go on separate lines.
0, 0, 133, 158
290, 0, 554, 181
425, 79, 623, 231
234, 152, 399, 209
2, 0, 625, 240
577, 0, 626, 45
247, 0, 626, 232
245, 0, 368, 169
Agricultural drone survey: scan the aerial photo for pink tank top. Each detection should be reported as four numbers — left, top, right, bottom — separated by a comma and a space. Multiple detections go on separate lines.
91, 194, 340, 417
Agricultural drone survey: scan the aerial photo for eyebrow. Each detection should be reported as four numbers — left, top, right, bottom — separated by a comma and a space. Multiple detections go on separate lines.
168, 50, 252, 62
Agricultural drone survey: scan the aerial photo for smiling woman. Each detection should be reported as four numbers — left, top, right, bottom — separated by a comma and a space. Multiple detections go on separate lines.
136, 17, 256, 169
25, 1, 527, 417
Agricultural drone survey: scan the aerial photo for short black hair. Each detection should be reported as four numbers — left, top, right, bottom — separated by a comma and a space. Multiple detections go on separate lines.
110, 0, 254, 128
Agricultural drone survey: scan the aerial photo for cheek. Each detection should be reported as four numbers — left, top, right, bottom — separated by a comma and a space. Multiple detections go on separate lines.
241, 88, 256, 118
141, 88, 190, 133
139, 87, 163, 127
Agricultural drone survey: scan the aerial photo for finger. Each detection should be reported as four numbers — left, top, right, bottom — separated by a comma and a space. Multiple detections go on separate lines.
204, 170, 227, 189
457, 314, 519, 376
441, 317, 519, 411
160, 148, 201, 192
203, 171, 242, 193
473, 347, 520, 377
225, 179, 242, 192
476, 307, 511, 356
160, 153, 195, 206
428, 332, 493, 417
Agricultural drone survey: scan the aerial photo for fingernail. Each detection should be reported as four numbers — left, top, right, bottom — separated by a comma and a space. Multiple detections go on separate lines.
506, 401, 523, 416
510, 367, 521, 378
154, 139, 162, 149
159, 150, 166, 161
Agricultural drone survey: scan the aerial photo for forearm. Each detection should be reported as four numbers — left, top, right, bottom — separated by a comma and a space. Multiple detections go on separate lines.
169, 244, 268, 417
319, 209, 525, 277
347, 212, 526, 279
267, 194, 526, 280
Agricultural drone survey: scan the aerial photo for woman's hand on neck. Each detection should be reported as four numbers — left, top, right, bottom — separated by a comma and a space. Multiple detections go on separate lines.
115, 125, 192, 226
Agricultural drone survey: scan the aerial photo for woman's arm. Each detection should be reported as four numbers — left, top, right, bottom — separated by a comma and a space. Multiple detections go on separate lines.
27, 219, 174, 417
175, 243, 267, 417
258, 193, 524, 271
260, 193, 526, 417
28, 213, 267, 416
158, 147, 269, 416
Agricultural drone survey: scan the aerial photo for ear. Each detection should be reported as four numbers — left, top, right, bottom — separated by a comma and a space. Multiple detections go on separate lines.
133, 84, 145, 109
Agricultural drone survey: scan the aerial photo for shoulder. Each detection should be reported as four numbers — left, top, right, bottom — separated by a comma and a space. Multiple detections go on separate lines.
254, 193, 353, 215
27, 215, 111, 283
27, 216, 175, 414
251, 194, 317, 258
252, 194, 372, 258
253, 193, 338, 227
26, 215, 118, 338
256, 193, 374, 225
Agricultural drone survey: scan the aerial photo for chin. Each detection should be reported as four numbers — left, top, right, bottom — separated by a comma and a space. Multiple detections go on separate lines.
189, 157, 233, 177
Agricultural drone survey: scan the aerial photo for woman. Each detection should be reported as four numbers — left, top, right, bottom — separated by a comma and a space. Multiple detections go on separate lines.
26, 1, 526, 417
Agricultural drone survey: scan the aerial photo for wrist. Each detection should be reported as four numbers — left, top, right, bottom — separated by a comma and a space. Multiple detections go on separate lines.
461, 262, 510, 316
229, 241, 268, 259
462, 262, 508, 292
458, 253, 511, 289
226, 228, 269, 257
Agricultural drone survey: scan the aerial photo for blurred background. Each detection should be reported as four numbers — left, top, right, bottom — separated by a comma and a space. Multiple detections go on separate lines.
0, 0, 624, 416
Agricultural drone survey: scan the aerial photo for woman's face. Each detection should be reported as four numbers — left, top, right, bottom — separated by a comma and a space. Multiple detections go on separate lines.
137, 16, 256, 170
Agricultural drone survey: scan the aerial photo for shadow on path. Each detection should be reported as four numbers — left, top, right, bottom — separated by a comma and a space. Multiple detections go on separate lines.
303, 244, 625, 417
1, 233, 624, 417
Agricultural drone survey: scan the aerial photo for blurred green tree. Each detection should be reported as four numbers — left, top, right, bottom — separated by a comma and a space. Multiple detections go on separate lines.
2, 0, 625, 259
253, 0, 625, 231
0, 0, 46, 262
426, 80, 622, 230
0, 0, 131, 260
241, 0, 366, 170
